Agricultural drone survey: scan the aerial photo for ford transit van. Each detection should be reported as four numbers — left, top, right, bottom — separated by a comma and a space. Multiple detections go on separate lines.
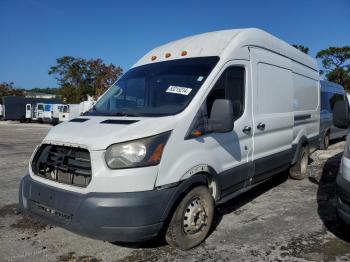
19, 28, 320, 250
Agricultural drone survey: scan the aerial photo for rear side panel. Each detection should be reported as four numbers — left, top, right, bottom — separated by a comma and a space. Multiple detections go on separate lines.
292, 62, 320, 152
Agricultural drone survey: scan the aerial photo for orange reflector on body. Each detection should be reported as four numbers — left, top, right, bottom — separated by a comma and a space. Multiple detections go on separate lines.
149, 143, 165, 163
191, 130, 202, 137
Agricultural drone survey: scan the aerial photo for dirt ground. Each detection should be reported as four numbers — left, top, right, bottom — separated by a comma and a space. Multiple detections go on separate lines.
1, 121, 350, 262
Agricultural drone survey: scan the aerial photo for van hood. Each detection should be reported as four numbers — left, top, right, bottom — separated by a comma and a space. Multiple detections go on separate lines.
43, 116, 177, 150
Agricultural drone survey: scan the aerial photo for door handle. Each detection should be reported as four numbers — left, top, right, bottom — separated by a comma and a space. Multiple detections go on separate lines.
242, 126, 252, 134
257, 122, 265, 130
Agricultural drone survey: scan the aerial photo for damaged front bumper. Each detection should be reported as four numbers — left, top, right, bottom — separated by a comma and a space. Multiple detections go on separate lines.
19, 175, 176, 242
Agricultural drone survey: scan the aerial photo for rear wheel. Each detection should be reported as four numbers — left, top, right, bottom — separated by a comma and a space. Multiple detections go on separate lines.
320, 132, 330, 150
165, 185, 214, 250
289, 145, 309, 180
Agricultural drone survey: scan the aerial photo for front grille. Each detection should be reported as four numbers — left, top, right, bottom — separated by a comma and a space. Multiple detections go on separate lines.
32, 144, 92, 187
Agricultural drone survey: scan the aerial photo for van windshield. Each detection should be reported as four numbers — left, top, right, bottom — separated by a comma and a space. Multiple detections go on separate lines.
90, 57, 219, 117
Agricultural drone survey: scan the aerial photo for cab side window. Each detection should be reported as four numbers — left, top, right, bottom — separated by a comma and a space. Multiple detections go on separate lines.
207, 66, 245, 120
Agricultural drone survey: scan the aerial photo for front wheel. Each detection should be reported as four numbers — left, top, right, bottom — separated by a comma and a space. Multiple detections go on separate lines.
165, 185, 214, 250
289, 145, 309, 180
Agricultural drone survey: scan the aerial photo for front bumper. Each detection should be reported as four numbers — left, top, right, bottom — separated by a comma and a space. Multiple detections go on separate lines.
336, 174, 350, 225
19, 175, 176, 242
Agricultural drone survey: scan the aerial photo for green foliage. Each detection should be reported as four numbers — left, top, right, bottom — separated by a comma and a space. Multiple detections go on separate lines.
0, 82, 25, 102
27, 87, 59, 95
292, 44, 309, 54
49, 56, 123, 103
316, 46, 350, 91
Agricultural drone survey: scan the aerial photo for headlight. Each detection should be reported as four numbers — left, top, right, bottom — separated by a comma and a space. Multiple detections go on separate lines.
105, 131, 171, 169
344, 135, 350, 159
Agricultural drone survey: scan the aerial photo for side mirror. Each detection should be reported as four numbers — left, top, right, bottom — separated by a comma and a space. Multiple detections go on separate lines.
333, 100, 350, 129
208, 99, 234, 133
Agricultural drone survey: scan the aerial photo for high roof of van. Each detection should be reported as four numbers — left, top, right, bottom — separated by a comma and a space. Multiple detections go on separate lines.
133, 28, 318, 71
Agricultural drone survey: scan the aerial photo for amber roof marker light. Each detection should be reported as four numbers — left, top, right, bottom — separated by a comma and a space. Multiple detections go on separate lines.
165, 52, 171, 58
181, 50, 188, 56
151, 55, 157, 61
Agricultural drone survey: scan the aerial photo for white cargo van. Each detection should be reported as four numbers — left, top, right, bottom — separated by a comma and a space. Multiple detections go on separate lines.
25, 104, 32, 120
58, 104, 80, 122
43, 104, 62, 124
26, 103, 44, 122
19, 28, 320, 250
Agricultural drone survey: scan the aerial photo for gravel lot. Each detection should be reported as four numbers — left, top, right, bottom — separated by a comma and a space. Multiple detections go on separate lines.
1, 121, 350, 262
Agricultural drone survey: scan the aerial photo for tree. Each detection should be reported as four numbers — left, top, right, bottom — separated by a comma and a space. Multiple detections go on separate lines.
27, 87, 59, 95
49, 56, 123, 103
316, 46, 350, 91
292, 44, 309, 54
0, 82, 25, 102
88, 59, 123, 98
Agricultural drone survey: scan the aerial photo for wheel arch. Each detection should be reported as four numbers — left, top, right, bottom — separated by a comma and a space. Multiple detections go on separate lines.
291, 135, 309, 164
159, 166, 221, 223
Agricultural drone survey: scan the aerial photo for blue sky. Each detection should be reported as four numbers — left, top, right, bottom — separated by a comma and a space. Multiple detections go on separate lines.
0, 0, 349, 89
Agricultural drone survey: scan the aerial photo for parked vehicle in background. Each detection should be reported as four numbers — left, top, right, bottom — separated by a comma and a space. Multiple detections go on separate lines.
25, 103, 45, 122
58, 104, 80, 122
332, 100, 350, 227
25, 104, 32, 120
319, 80, 349, 150
3, 97, 61, 122
43, 104, 62, 124
0, 104, 3, 119
19, 28, 320, 250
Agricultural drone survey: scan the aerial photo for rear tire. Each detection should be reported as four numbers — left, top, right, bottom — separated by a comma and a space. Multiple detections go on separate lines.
165, 185, 214, 250
289, 145, 309, 180
320, 132, 330, 150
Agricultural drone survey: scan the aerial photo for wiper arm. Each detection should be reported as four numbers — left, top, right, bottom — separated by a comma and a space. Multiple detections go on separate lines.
111, 112, 140, 117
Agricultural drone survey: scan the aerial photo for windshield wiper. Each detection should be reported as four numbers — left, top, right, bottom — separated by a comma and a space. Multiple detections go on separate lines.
110, 112, 140, 117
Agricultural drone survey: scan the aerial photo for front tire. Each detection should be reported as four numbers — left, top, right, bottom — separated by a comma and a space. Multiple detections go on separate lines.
289, 145, 309, 180
165, 185, 214, 250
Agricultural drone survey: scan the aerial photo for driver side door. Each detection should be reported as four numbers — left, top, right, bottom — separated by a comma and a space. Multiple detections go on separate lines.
203, 60, 254, 199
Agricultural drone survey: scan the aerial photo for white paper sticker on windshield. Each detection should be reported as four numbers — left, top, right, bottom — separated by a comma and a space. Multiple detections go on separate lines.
166, 86, 192, 95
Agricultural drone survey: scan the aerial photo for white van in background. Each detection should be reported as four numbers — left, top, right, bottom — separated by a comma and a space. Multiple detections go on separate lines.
20, 28, 320, 250
36, 103, 44, 121
58, 104, 80, 122
43, 104, 62, 124
25, 104, 32, 120
25, 103, 44, 122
